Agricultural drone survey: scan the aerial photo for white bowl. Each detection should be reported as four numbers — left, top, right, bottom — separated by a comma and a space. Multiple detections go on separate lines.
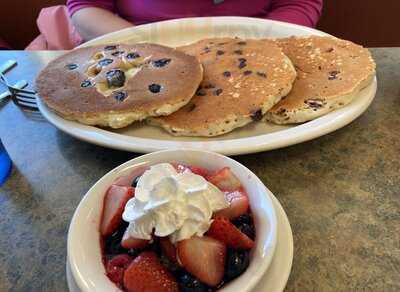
67, 149, 278, 292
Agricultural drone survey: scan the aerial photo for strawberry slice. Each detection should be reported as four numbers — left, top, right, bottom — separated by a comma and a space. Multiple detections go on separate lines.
106, 254, 132, 286
160, 237, 177, 263
113, 166, 148, 186
207, 217, 254, 250
121, 229, 149, 249
123, 251, 178, 292
100, 185, 134, 236
177, 236, 226, 287
172, 163, 209, 178
214, 189, 249, 219
207, 167, 241, 191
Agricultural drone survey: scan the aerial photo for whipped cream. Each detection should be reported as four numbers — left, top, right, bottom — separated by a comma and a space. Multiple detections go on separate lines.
122, 163, 228, 243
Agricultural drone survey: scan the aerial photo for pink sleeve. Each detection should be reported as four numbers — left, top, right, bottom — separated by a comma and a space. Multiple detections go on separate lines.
67, 0, 116, 16
266, 0, 323, 27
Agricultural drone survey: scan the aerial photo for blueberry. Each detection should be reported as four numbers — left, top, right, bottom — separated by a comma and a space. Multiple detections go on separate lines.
237, 223, 255, 240
111, 50, 125, 57
106, 69, 126, 88
104, 221, 128, 255
65, 63, 78, 70
238, 58, 247, 69
232, 214, 253, 226
257, 72, 267, 78
224, 249, 250, 281
196, 89, 206, 96
223, 71, 231, 77
104, 45, 117, 51
203, 83, 215, 89
178, 273, 207, 292
148, 83, 162, 93
152, 58, 171, 68
131, 175, 141, 187
328, 70, 340, 80
80, 80, 93, 88
126, 52, 140, 59
250, 109, 263, 122
160, 254, 181, 274
98, 58, 113, 67
214, 88, 223, 96
127, 248, 141, 258
113, 90, 127, 102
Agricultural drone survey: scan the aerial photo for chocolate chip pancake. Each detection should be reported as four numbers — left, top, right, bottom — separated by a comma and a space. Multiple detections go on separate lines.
36, 43, 203, 128
265, 36, 376, 124
149, 38, 296, 137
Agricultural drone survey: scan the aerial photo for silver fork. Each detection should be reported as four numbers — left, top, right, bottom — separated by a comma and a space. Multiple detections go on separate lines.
0, 60, 38, 109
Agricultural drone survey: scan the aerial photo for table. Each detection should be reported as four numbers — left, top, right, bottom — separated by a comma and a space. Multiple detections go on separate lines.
0, 49, 399, 291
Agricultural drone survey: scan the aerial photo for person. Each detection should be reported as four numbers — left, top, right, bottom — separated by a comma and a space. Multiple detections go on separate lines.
67, 0, 323, 42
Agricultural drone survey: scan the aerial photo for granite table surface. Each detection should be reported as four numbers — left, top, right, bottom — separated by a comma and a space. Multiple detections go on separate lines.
0, 49, 399, 292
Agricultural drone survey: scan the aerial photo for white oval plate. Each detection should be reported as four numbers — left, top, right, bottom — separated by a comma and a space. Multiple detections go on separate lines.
38, 17, 377, 155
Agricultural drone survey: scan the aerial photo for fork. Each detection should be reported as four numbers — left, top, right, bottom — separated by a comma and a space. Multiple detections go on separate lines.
0, 60, 38, 109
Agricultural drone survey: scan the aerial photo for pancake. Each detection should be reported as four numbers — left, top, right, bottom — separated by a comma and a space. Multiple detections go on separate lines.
149, 38, 296, 137
265, 36, 376, 124
36, 43, 203, 128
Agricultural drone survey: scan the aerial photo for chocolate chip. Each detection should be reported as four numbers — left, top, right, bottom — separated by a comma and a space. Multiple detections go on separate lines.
326, 48, 334, 53
237, 41, 246, 45
65, 63, 78, 70
305, 98, 324, 108
98, 58, 113, 67
216, 50, 225, 56
104, 45, 117, 51
251, 109, 263, 121
113, 90, 127, 101
238, 58, 247, 69
214, 88, 223, 96
196, 90, 206, 96
318, 66, 322, 70
328, 70, 340, 80
257, 72, 267, 78
223, 71, 231, 77
187, 103, 196, 112
126, 52, 140, 59
243, 70, 252, 76
148, 83, 162, 93
106, 69, 126, 88
111, 51, 125, 57
234, 50, 243, 55
80, 80, 93, 88
204, 83, 216, 89
152, 58, 171, 68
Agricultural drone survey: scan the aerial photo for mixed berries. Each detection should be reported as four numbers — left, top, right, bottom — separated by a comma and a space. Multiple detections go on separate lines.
100, 164, 256, 292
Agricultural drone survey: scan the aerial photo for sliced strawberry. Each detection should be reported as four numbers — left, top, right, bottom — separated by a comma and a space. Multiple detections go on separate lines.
100, 185, 134, 236
207, 167, 242, 191
121, 229, 149, 249
207, 217, 254, 250
123, 251, 178, 292
214, 189, 249, 219
172, 163, 209, 178
160, 237, 177, 263
106, 254, 132, 286
113, 166, 148, 186
177, 236, 226, 287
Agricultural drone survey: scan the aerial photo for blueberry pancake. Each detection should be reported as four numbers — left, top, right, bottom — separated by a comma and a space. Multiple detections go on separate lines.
265, 36, 376, 124
149, 38, 296, 137
36, 43, 203, 128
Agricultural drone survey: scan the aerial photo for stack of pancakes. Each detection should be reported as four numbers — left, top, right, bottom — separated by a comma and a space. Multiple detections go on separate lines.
36, 36, 376, 136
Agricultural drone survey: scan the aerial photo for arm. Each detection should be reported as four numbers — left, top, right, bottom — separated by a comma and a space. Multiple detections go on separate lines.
267, 0, 323, 27
67, 0, 133, 41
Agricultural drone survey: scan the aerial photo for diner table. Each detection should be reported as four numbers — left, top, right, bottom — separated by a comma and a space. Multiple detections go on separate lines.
0, 48, 399, 292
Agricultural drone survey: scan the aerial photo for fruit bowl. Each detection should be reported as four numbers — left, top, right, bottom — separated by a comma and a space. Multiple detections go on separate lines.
67, 149, 277, 292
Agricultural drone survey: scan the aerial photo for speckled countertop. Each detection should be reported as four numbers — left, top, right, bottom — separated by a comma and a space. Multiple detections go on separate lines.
0, 49, 399, 291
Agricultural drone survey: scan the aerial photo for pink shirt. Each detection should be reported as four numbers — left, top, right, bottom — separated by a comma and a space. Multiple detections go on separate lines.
67, 0, 323, 28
